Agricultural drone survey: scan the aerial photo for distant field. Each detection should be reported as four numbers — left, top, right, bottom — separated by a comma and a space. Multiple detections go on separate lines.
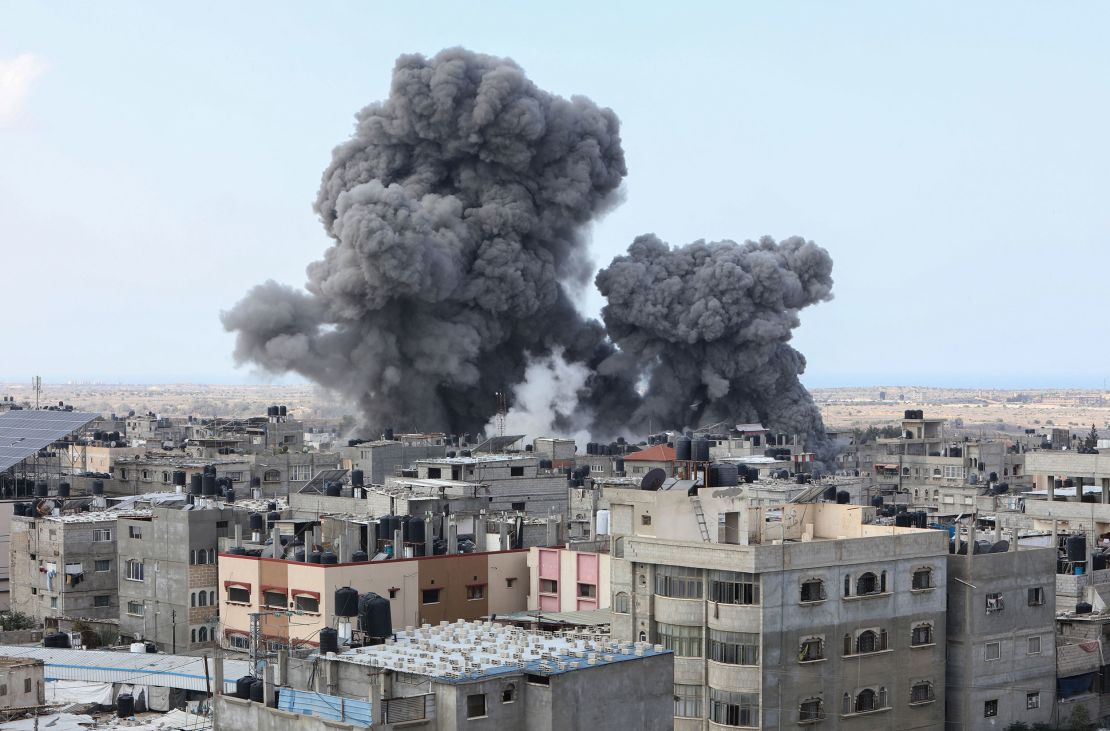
3, 382, 1108, 437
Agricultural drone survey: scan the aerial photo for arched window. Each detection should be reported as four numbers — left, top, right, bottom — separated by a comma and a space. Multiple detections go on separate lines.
933, 467, 942, 477
198, 626, 208, 642
856, 572, 879, 595
843, 574, 851, 597
613, 592, 631, 614
800, 578, 825, 603
191, 629, 196, 643
912, 567, 933, 590
857, 630, 878, 654
855, 689, 877, 713
799, 637, 823, 662
912, 623, 933, 646
638, 630, 647, 642
910, 681, 934, 703
501, 683, 516, 703
263, 469, 281, 483
198, 592, 207, 607
841, 693, 852, 715
799, 697, 823, 722
190, 593, 196, 607
210, 590, 216, 605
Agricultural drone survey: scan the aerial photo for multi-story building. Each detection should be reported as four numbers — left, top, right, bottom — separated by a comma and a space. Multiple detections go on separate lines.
412, 455, 568, 514
621, 444, 676, 478
606, 488, 948, 729
10, 510, 139, 622
217, 548, 529, 653
528, 546, 610, 612
116, 503, 259, 652
945, 541, 1056, 729
338, 437, 447, 486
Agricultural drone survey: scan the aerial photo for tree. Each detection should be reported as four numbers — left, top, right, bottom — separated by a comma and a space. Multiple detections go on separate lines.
1084, 424, 1099, 453
0, 611, 35, 632
1066, 703, 1092, 731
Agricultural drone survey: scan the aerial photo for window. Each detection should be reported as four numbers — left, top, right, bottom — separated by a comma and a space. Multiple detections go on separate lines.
229, 634, 249, 649
466, 693, 486, 719
289, 464, 312, 482
539, 579, 558, 594
94, 560, 111, 573
1028, 587, 1044, 606
1026, 692, 1040, 709
199, 626, 208, 643
510, 466, 524, 477
191, 629, 196, 644
799, 637, 824, 662
910, 681, 934, 704
23, 678, 31, 693
613, 592, 631, 614
125, 560, 144, 582
261, 590, 284, 608
427, 468, 442, 479
209, 590, 216, 605
120, 468, 127, 480
200, 592, 210, 607
843, 574, 851, 597
855, 571, 884, 596
227, 587, 250, 603
263, 469, 281, 483
852, 687, 887, 713
190, 593, 196, 607
577, 583, 596, 599
295, 595, 319, 613
800, 578, 825, 603
708, 688, 758, 727
709, 570, 758, 604
641, 514, 652, 526
986, 592, 1004, 613
511, 502, 525, 511
94, 595, 110, 608
191, 549, 216, 565
655, 565, 703, 599
126, 601, 144, 616
422, 588, 441, 604
984, 699, 997, 717
467, 585, 486, 600
911, 623, 934, 646
525, 673, 549, 686
1028, 636, 1041, 655
799, 698, 823, 722
853, 629, 887, 654
674, 684, 702, 718
911, 567, 932, 590
93, 529, 111, 542
50, 597, 57, 609
162, 471, 170, 483
655, 621, 703, 657
0, 685, 6, 696
709, 629, 759, 665
501, 684, 516, 703
984, 642, 1000, 661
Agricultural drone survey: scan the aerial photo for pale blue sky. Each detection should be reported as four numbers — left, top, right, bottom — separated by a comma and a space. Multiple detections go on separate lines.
2, 2, 1107, 388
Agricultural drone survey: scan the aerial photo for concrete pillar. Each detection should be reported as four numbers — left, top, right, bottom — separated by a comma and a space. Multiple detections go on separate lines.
545, 515, 558, 547
325, 657, 338, 696
366, 522, 378, 555
263, 663, 275, 707
312, 525, 321, 551
1048, 475, 1055, 502
474, 511, 487, 552
448, 517, 458, 554
1103, 478, 1109, 505
234, 522, 242, 548
277, 650, 288, 686
393, 529, 402, 559
212, 653, 223, 695
994, 518, 1001, 544
1052, 519, 1058, 554
271, 526, 282, 559
367, 670, 384, 714
423, 514, 433, 556
337, 535, 347, 564
499, 515, 508, 551
965, 520, 976, 571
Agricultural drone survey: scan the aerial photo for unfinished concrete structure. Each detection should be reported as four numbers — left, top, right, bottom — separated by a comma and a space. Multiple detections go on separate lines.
412, 454, 568, 514
0, 657, 44, 710
606, 489, 948, 730
338, 436, 448, 485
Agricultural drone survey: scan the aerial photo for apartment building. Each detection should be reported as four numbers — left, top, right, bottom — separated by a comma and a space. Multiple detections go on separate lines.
412, 455, 568, 514
606, 488, 948, 730
338, 437, 447, 485
528, 546, 611, 612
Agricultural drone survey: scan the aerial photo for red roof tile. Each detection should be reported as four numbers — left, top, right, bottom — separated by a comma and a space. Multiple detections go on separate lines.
623, 444, 676, 462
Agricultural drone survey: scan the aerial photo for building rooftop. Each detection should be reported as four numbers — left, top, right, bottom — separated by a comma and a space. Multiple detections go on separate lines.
332, 620, 666, 682
624, 445, 675, 462
418, 454, 535, 466
29, 509, 152, 524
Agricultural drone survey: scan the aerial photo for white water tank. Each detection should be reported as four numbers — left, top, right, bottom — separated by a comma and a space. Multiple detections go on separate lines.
130, 642, 146, 654
595, 510, 611, 536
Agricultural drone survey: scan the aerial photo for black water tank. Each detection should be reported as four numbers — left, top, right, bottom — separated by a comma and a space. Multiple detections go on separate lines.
279, 405, 287, 417
409, 518, 426, 544
202, 474, 216, 496
614, 457, 625, 474
225, 488, 236, 503
34, 482, 48, 498
351, 469, 364, 487
267, 511, 280, 527
249, 679, 265, 703
308, 551, 322, 564
351, 550, 369, 562
358, 592, 392, 638
822, 486, 837, 501
714, 463, 739, 487
235, 678, 256, 701
190, 474, 202, 495
871, 495, 883, 508
693, 438, 710, 462
173, 471, 187, 486
320, 551, 338, 565
384, 428, 395, 441
674, 436, 692, 461
325, 482, 341, 497
43, 632, 70, 648
335, 587, 359, 617
319, 627, 339, 655
1093, 553, 1108, 571
57, 482, 70, 497
249, 513, 264, 532
1077, 602, 1094, 614
227, 546, 247, 556
117, 693, 135, 717
836, 490, 850, 504
1067, 534, 1087, 562
378, 515, 398, 540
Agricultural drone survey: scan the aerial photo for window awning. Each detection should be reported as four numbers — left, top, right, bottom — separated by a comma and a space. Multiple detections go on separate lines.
291, 589, 320, 600
223, 580, 251, 590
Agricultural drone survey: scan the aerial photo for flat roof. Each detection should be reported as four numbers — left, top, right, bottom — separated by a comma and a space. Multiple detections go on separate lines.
332, 619, 665, 682
418, 455, 534, 465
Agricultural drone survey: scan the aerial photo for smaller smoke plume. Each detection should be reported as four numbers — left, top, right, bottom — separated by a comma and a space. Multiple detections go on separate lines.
595, 233, 834, 447
485, 349, 593, 446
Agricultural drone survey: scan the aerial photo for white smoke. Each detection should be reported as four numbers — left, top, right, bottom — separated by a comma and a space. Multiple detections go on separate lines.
486, 349, 592, 448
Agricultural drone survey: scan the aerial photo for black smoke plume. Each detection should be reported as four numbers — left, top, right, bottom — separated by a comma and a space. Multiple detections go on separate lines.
222, 48, 636, 434
595, 234, 834, 443
223, 48, 834, 445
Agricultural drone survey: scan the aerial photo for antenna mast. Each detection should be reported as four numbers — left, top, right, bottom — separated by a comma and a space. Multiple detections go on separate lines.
495, 390, 507, 438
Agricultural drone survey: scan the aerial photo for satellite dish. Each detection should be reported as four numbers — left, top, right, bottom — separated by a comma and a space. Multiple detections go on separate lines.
640, 468, 666, 492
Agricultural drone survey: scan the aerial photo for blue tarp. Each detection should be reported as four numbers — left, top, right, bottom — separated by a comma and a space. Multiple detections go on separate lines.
1057, 673, 1096, 698
277, 688, 372, 727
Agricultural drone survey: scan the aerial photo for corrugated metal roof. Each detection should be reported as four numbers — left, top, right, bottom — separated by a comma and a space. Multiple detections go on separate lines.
0, 647, 250, 693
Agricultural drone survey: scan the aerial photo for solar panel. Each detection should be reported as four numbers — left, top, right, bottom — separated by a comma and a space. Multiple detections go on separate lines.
298, 468, 350, 494
0, 410, 100, 472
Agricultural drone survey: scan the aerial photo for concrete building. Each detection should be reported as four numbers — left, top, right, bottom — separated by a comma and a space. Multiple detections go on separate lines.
213, 620, 672, 731
606, 488, 949, 730
945, 542, 1057, 729
0, 657, 44, 710
338, 437, 447, 486
116, 501, 264, 652
621, 444, 675, 478
528, 546, 610, 612
412, 455, 568, 514
217, 549, 529, 653
10, 509, 143, 622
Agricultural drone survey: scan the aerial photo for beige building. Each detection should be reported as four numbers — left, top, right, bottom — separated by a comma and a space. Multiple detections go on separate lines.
606, 488, 948, 730
527, 546, 611, 612
0, 657, 44, 710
